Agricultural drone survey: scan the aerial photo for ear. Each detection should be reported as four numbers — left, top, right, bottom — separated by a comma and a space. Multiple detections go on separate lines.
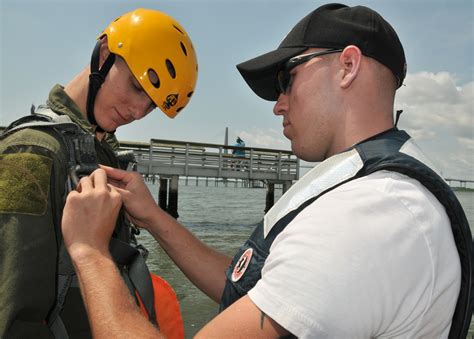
98, 36, 111, 68
338, 45, 362, 89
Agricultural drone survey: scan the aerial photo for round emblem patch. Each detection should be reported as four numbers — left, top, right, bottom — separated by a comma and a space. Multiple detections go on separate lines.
231, 248, 253, 282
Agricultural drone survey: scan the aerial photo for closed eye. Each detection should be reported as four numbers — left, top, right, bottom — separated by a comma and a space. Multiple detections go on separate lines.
131, 76, 156, 113
131, 76, 144, 92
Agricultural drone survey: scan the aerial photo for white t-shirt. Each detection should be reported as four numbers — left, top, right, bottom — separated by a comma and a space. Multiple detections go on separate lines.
248, 170, 461, 338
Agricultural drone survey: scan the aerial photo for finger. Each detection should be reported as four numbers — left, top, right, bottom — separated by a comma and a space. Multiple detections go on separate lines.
107, 185, 123, 208
99, 165, 130, 182
113, 186, 129, 197
111, 188, 123, 204
107, 183, 121, 193
65, 190, 80, 201
90, 168, 108, 189
107, 178, 125, 189
77, 176, 93, 192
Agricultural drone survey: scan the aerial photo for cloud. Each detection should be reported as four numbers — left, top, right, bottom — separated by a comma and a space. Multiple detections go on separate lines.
395, 71, 473, 180
458, 137, 474, 150
396, 72, 473, 139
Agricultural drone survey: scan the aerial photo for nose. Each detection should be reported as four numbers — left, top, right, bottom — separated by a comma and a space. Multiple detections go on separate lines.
273, 93, 289, 116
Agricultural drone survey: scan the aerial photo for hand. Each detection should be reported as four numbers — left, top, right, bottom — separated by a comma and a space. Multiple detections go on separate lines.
62, 168, 122, 259
100, 165, 159, 230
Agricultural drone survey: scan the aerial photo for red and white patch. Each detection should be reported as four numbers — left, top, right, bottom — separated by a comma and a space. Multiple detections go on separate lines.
231, 248, 253, 282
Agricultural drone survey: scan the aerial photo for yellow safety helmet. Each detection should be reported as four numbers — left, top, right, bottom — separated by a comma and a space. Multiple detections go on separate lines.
100, 8, 198, 118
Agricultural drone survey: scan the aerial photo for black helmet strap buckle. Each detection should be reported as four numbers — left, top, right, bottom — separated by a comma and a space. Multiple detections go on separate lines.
86, 39, 116, 133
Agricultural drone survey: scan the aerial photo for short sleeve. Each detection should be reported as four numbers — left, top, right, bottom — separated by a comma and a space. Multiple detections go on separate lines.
248, 172, 457, 338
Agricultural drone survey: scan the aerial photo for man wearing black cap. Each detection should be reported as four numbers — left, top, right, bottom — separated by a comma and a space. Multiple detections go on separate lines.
59, 3, 472, 338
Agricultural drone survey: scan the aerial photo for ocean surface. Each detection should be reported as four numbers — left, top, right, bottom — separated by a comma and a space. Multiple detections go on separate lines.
137, 180, 474, 338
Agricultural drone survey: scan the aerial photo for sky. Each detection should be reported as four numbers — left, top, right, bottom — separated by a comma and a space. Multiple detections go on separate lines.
1, 0, 473, 180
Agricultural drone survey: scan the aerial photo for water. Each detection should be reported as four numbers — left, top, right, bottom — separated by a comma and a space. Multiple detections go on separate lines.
137, 181, 474, 338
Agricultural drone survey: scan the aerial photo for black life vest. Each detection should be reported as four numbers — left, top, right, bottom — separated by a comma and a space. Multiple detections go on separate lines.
219, 128, 472, 339
2, 108, 158, 338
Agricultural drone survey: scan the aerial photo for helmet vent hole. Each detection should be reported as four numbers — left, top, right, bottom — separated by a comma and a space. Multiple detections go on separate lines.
173, 25, 184, 35
148, 69, 160, 88
180, 42, 187, 56
166, 59, 176, 79
177, 107, 184, 113
113, 15, 121, 22
187, 91, 193, 98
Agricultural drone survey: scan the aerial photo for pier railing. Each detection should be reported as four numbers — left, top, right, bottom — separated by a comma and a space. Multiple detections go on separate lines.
444, 178, 474, 189
118, 139, 299, 216
119, 139, 299, 182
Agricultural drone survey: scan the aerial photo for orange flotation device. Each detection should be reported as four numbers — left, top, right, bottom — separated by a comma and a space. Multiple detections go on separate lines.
137, 273, 185, 339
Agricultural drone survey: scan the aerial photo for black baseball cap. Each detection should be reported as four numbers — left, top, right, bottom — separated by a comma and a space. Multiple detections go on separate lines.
237, 3, 407, 101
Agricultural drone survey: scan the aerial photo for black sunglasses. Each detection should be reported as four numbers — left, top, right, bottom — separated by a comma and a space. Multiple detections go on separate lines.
277, 48, 343, 95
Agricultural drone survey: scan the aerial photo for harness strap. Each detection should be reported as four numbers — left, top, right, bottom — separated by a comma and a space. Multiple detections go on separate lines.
47, 274, 73, 339
67, 132, 98, 188
110, 238, 159, 327
2, 113, 76, 137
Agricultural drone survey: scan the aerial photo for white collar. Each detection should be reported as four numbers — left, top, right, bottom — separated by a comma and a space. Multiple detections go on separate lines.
263, 149, 364, 238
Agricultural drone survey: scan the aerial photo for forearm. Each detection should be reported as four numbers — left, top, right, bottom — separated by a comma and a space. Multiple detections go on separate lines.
145, 208, 232, 302
70, 246, 163, 339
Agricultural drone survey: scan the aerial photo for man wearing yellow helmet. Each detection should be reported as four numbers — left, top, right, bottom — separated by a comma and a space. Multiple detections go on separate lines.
89, 8, 197, 130
0, 8, 197, 338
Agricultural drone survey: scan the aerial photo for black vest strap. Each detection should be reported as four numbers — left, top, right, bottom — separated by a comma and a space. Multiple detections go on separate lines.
109, 238, 158, 327
361, 154, 472, 339
47, 274, 73, 339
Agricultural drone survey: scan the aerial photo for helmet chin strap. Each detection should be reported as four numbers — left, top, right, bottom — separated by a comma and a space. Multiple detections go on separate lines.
86, 40, 116, 134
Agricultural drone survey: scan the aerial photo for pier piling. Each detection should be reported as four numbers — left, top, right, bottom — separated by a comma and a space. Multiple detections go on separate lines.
265, 182, 275, 213
158, 178, 168, 211
168, 175, 179, 218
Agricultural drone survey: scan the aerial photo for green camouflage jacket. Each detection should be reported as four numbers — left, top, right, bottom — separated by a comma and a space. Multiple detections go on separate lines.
0, 85, 121, 338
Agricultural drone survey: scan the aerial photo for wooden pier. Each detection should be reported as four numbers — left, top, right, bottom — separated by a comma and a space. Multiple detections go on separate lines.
118, 139, 299, 218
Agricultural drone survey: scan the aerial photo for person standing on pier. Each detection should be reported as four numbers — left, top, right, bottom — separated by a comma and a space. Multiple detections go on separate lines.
232, 136, 246, 170
232, 136, 245, 157
0, 8, 197, 338
60, 3, 472, 338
